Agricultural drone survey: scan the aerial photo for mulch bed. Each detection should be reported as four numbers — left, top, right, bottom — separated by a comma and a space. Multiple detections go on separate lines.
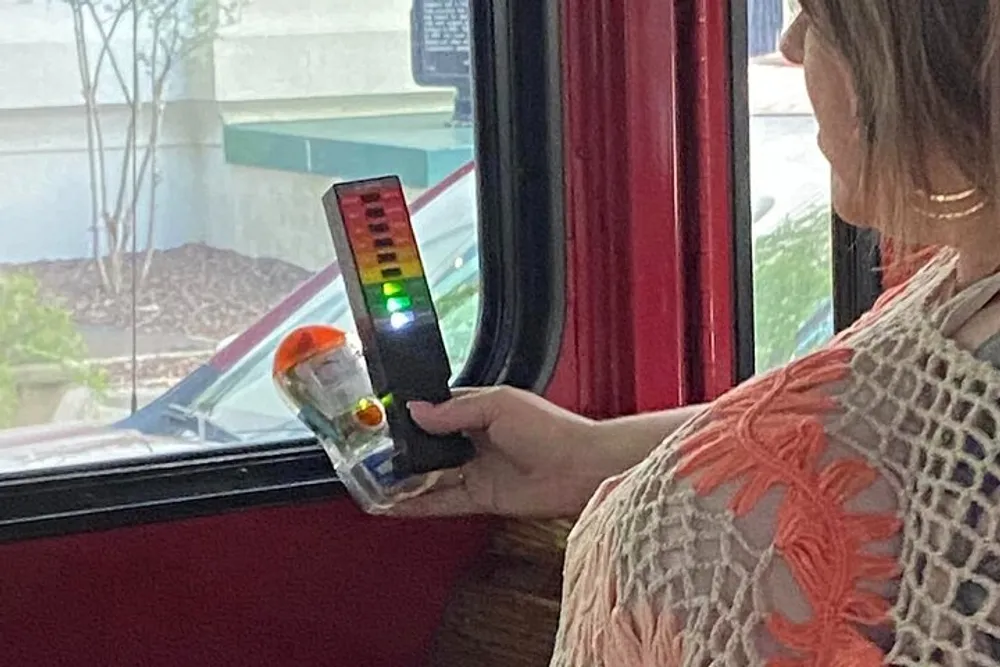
4, 243, 317, 386
7, 243, 314, 341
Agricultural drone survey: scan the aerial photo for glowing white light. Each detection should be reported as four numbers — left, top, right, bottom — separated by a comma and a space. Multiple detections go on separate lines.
390, 311, 414, 329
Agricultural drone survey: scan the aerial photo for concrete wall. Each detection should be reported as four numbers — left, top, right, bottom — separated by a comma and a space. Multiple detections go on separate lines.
0, 0, 450, 271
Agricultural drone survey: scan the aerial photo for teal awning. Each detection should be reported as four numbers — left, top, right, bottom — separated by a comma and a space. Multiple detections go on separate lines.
223, 112, 475, 189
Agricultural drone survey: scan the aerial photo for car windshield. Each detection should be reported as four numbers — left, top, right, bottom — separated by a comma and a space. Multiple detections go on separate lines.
0, 0, 492, 475
176, 166, 482, 442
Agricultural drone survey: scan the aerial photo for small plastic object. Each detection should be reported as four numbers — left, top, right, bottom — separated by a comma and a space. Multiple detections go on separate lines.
272, 324, 440, 513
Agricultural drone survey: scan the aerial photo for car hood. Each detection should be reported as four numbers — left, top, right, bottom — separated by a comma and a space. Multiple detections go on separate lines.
0, 421, 213, 477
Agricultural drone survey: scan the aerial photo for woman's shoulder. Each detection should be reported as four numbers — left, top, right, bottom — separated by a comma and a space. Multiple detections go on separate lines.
554, 344, 901, 665
555, 340, 919, 664
552, 246, 1000, 665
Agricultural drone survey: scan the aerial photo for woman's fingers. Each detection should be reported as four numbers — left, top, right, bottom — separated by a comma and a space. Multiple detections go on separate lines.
432, 466, 466, 489
407, 388, 500, 435
381, 464, 478, 517
383, 486, 478, 517
447, 387, 488, 399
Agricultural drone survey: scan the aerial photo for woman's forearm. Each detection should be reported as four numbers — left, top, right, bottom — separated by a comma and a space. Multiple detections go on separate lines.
590, 404, 709, 474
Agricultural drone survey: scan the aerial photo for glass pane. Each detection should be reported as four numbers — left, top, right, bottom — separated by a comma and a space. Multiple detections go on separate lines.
747, 0, 834, 373
0, 0, 481, 471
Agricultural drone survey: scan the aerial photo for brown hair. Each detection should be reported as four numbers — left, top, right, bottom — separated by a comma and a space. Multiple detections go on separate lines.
799, 0, 1000, 247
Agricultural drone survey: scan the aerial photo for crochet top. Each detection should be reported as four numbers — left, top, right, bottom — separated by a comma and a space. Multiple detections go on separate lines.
550, 247, 1000, 666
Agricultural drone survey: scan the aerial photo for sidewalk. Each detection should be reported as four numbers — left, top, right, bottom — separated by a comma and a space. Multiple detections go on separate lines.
749, 61, 811, 116
54, 326, 215, 424
78, 324, 214, 361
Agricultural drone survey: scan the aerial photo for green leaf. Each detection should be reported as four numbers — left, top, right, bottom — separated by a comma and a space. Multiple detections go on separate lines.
0, 271, 105, 428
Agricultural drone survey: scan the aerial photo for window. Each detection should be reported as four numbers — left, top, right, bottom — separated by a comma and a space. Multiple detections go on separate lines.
0, 0, 483, 468
746, 0, 835, 374
0, 0, 563, 538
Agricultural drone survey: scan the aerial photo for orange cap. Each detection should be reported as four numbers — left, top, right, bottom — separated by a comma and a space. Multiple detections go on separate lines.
273, 325, 348, 376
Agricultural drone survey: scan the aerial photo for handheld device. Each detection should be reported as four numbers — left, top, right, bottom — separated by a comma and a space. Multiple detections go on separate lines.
320, 175, 476, 477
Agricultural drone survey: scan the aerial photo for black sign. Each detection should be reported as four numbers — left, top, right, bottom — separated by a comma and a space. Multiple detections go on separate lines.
411, 0, 474, 123
411, 0, 471, 85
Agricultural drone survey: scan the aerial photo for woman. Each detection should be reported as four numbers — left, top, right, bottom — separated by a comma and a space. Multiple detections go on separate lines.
394, 1, 1000, 663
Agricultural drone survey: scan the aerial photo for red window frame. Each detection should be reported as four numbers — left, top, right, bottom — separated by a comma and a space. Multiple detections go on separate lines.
548, 0, 738, 417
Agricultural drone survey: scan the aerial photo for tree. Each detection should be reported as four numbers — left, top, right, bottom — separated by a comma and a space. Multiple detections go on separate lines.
752, 201, 833, 371
66, 0, 241, 295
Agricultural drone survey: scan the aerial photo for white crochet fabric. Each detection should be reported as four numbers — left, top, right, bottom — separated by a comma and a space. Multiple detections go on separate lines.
551, 248, 1000, 666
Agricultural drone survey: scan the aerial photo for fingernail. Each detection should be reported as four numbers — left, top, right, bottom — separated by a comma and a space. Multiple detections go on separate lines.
407, 401, 432, 413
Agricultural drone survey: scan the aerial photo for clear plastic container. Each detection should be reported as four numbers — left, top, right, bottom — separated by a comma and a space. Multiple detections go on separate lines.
272, 324, 440, 514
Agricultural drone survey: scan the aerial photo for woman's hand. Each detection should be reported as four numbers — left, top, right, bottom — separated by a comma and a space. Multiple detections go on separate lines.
387, 386, 621, 519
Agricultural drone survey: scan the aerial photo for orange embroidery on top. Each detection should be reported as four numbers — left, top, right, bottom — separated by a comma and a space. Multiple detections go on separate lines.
880, 241, 941, 290
675, 348, 902, 667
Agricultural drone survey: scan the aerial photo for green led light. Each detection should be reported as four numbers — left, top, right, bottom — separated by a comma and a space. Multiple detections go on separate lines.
382, 282, 405, 297
386, 296, 412, 312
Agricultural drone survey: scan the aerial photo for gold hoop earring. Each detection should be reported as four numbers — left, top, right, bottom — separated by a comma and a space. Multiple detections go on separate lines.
923, 187, 978, 203
912, 187, 987, 220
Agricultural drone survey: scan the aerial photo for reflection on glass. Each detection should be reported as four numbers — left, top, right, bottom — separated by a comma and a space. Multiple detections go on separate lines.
748, 2, 834, 374
0, 0, 481, 470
